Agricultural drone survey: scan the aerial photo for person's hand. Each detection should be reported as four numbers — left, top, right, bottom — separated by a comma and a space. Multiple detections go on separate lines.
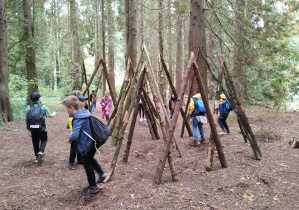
52, 112, 57, 116
189, 118, 192, 123
68, 139, 72, 144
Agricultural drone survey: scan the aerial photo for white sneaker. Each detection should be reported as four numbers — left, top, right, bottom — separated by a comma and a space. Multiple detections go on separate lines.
143, 118, 146, 121
34, 157, 38, 163
140, 118, 143, 122
218, 131, 227, 135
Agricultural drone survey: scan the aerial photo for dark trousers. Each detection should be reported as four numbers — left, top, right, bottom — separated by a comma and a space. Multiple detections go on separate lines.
69, 142, 82, 164
82, 145, 104, 187
138, 104, 144, 118
218, 113, 230, 132
31, 131, 47, 157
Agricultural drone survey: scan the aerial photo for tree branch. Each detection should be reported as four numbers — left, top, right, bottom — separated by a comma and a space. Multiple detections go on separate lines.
205, 0, 238, 46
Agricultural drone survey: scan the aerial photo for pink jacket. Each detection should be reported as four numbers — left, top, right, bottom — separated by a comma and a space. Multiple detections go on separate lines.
101, 96, 112, 111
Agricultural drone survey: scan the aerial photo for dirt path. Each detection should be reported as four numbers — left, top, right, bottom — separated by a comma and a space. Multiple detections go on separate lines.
0, 104, 298, 209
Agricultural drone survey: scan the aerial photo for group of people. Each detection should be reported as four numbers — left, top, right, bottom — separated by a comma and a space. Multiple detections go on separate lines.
25, 90, 113, 195
24, 88, 231, 195
168, 89, 231, 147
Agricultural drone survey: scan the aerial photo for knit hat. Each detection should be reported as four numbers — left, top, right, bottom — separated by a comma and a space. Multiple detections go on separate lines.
220, 94, 226, 99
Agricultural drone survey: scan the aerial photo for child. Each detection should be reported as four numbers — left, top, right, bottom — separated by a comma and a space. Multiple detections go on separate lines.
25, 92, 56, 163
90, 90, 98, 112
189, 88, 207, 146
66, 96, 86, 170
62, 96, 107, 195
101, 91, 113, 123
218, 94, 230, 134
138, 99, 146, 122
168, 93, 176, 119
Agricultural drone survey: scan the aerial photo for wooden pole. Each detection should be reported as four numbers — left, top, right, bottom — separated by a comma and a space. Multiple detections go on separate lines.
122, 92, 141, 163
192, 61, 227, 168
105, 66, 146, 182
153, 53, 195, 185
82, 58, 103, 96
82, 58, 91, 109
101, 57, 117, 106
141, 93, 160, 139
180, 75, 194, 138
160, 55, 193, 137
90, 72, 103, 112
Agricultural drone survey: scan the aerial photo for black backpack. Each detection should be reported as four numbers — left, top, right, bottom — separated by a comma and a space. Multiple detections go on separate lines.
88, 116, 110, 147
26, 104, 46, 131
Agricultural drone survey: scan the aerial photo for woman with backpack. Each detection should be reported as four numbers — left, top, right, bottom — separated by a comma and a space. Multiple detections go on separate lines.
218, 94, 231, 135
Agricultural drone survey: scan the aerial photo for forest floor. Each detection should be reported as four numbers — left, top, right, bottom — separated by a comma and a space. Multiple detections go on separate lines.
0, 101, 298, 210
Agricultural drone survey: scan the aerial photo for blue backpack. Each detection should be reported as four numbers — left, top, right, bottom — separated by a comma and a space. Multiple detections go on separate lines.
192, 97, 205, 112
224, 99, 232, 112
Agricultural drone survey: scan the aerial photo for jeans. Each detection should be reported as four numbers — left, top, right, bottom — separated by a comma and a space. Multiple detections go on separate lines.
92, 100, 97, 112
138, 104, 144, 118
31, 131, 47, 157
69, 142, 82, 164
82, 145, 104, 187
170, 110, 174, 119
192, 116, 205, 143
218, 113, 230, 132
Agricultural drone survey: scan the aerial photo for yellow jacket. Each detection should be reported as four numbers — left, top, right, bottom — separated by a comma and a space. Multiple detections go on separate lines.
69, 116, 74, 133
189, 93, 202, 116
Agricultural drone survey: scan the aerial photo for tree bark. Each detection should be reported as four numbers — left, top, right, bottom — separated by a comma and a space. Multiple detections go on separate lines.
175, 0, 182, 93
0, 0, 13, 123
189, 0, 207, 95
101, 0, 106, 94
233, 0, 246, 100
125, 0, 137, 67
23, 0, 38, 104
108, 0, 117, 98
70, 0, 80, 90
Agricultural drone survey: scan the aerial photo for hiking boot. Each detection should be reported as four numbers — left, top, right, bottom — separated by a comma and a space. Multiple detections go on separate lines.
191, 142, 200, 147
69, 163, 75, 170
226, 130, 230, 134
37, 151, 43, 163
80, 185, 100, 195
97, 172, 107, 184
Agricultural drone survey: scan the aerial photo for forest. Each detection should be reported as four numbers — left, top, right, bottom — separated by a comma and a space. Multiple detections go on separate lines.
0, 0, 299, 209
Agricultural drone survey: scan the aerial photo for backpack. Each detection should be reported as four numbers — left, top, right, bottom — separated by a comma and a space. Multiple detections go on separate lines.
26, 104, 46, 131
224, 99, 232, 112
192, 97, 205, 112
88, 116, 110, 147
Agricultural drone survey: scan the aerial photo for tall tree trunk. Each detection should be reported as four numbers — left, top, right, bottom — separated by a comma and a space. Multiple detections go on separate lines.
94, 0, 99, 72
139, 0, 144, 48
167, 0, 173, 95
158, 0, 166, 106
23, 0, 38, 104
208, 0, 216, 100
175, 0, 182, 94
0, 0, 13, 123
189, 0, 207, 95
70, 0, 80, 90
101, 0, 106, 94
125, 0, 137, 67
108, 0, 116, 96
233, 0, 246, 100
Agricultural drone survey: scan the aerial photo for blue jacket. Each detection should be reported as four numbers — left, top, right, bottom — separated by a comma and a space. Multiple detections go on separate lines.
69, 109, 93, 156
219, 99, 229, 117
